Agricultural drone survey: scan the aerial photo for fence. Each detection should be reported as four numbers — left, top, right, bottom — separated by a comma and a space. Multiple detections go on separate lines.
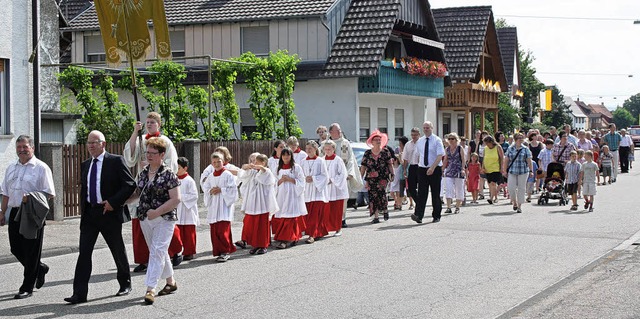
61, 139, 307, 218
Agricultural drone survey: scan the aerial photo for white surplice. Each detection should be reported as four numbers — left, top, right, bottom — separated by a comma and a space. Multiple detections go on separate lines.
293, 149, 308, 165
201, 162, 240, 185
274, 164, 307, 218
299, 157, 329, 203
201, 169, 238, 223
323, 155, 350, 201
268, 156, 280, 177
177, 175, 200, 225
238, 168, 279, 215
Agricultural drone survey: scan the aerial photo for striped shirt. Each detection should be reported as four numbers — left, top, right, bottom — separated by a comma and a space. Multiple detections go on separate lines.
602, 132, 622, 151
564, 161, 581, 184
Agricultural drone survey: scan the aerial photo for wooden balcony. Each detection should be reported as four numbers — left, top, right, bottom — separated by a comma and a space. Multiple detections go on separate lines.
438, 82, 499, 110
358, 65, 444, 98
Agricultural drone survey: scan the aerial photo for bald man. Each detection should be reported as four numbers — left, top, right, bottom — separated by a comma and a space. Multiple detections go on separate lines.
65, 131, 136, 304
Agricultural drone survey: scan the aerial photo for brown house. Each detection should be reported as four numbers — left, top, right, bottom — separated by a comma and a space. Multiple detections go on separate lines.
432, 6, 507, 138
577, 100, 613, 130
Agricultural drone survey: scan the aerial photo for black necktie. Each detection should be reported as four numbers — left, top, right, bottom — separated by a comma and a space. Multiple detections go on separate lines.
424, 137, 430, 167
89, 158, 98, 205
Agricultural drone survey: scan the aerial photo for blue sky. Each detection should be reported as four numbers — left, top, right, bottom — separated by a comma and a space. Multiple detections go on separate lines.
429, 0, 640, 109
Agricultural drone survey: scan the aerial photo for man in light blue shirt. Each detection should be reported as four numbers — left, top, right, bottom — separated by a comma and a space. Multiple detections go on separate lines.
411, 121, 445, 224
554, 124, 578, 147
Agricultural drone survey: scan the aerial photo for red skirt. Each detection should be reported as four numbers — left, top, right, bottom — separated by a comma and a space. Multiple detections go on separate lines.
324, 200, 344, 232
177, 225, 197, 256
271, 216, 305, 242
242, 213, 271, 249
305, 201, 328, 238
132, 218, 149, 264
168, 225, 183, 256
210, 221, 236, 256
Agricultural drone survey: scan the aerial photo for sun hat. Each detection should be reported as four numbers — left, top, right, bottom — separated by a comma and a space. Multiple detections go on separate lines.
366, 129, 389, 148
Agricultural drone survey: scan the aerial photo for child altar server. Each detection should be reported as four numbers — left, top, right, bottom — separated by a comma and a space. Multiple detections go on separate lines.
287, 136, 308, 164
201, 146, 239, 185
268, 140, 286, 177
322, 140, 349, 236
201, 152, 238, 262
236, 154, 278, 254
176, 157, 199, 260
300, 141, 329, 243
272, 148, 307, 249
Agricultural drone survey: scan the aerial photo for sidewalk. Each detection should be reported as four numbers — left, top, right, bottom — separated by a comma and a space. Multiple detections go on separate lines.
0, 197, 241, 265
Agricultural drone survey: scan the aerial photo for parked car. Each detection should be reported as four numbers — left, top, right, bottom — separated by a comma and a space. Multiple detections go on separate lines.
347, 142, 370, 208
628, 126, 640, 147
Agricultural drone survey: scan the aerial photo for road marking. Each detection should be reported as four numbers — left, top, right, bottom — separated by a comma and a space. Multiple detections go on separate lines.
613, 227, 640, 250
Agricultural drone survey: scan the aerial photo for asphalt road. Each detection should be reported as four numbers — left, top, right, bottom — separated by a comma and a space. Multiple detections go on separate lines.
0, 164, 639, 318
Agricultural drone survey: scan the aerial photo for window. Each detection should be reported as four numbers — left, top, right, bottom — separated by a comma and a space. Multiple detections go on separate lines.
0, 59, 8, 133
240, 108, 257, 138
84, 35, 106, 63
242, 27, 269, 56
442, 113, 451, 136
457, 116, 465, 138
359, 107, 370, 142
170, 31, 185, 58
378, 108, 388, 134
384, 40, 402, 60
394, 109, 404, 140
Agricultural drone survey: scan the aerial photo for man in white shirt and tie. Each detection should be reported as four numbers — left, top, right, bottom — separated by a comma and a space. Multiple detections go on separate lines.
411, 121, 445, 223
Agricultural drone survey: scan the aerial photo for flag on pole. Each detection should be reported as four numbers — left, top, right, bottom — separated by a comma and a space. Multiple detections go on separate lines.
94, 0, 171, 66
540, 89, 552, 111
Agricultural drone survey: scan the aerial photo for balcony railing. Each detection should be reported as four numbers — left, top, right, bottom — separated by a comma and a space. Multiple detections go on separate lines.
438, 83, 499, 109
358, 65, 444, 98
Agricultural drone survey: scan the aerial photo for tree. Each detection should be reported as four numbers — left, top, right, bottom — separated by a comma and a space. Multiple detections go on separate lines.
519, 50, 546, 123
541, 86, 572, 129
496, 93, 522, 133
622, 93, 640, 124
58, 66, 135, 143
612, 107, 635, 129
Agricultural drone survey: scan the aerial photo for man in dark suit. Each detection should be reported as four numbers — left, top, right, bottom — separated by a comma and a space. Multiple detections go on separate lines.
64, 130, 136, 304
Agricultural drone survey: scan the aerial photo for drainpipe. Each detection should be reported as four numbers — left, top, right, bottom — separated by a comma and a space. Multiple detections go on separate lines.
31, 0, 40, 155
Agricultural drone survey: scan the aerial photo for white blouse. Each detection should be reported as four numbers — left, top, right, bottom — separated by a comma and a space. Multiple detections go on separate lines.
238, 168, 279, 215
201, 169, 238, 223
177, 175, 200, 225
274, 164, 307, 218
299, 157, 329, 203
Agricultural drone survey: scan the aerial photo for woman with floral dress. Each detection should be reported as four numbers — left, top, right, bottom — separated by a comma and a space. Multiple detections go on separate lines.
360, 130, 394, 224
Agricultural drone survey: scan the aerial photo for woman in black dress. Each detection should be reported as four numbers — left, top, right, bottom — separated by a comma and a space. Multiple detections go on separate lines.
360, 130, 394, 224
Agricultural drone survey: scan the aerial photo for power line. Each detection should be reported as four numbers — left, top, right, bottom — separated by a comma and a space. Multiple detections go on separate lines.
537, 72, 634, 77
496, 14, 638, 22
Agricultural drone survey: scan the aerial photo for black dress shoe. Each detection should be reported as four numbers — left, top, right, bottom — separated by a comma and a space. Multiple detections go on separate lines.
36, 264, 49, 289
171, 254, 183, 267
432, 218, 441, 223
14, 291, 32, 299
116, 286, 132, 296
342, 220, 348, 228
133, 264, 147, 273
64, 295, 87, 304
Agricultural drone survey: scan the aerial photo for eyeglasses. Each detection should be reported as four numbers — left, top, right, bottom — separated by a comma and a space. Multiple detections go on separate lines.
145, 151, 160, 155
86, 141, 103, 145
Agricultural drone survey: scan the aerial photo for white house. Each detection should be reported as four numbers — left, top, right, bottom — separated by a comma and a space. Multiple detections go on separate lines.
564, 96, 588, 130
63, 0, 447, 145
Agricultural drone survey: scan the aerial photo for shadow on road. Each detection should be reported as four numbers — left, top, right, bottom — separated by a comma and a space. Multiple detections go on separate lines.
481, 211, 519, 217
548, 209, 591, 215
0, 296, 140, 318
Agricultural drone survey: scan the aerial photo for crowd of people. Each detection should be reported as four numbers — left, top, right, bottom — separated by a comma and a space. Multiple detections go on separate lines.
0, 114, 634, 306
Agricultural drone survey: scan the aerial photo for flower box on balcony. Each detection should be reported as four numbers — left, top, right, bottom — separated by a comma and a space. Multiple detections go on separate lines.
358, 65, 444, 98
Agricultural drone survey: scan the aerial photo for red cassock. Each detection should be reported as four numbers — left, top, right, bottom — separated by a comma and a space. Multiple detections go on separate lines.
324, 199, 344, 232
305, 201, 328, 238
133, 219, 183, 264
271, 216, 305, 242
210, 221, 236, 256
177, 224, 197, 256
242, 213, 271, 249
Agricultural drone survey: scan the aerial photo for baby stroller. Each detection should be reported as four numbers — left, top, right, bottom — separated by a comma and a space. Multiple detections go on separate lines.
537, 162, 568, 206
